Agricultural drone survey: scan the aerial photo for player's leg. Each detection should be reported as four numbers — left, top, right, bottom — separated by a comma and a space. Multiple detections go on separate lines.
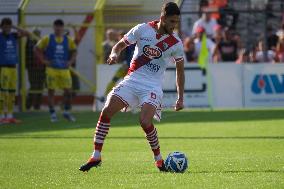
79, 95, 126, 172
59, 69, 75, 121
94, 95, 126, 155
33, 68, 45, 110
46, 68, 59, 122
26, 68, 34, 110
0, 90, 4, 123
0, 68, 5, 123
6, 91, 16, 120
48, 89, 57, 122
5, 68, 20, 123
0, 68, 9, 123
63, 88, 72, 110
140, 103, 167, 171
1, 91, 9, 124
62, 88, 75, 122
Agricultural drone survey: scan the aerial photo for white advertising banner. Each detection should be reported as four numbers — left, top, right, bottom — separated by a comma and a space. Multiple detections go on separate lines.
95, 63, 284, 110
244, 64, 284, 107
210, 64, 243, 108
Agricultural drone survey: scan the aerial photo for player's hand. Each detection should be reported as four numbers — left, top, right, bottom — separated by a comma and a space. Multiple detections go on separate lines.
107, 53, 118, 65
174, 98, 184, 111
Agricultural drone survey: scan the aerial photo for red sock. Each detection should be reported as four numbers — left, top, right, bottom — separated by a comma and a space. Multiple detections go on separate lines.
143, 124, 161, 157
94, 113, 110, 152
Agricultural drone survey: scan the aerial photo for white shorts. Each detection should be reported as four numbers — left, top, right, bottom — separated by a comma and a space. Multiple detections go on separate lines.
106, 82, 163, 121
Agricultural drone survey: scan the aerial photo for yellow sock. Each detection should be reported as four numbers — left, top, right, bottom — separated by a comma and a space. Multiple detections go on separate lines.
7, 92, 15, 115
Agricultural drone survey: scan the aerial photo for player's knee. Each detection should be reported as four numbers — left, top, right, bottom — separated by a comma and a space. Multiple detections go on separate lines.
139, 117, 151, 128
101, 106, 113, 119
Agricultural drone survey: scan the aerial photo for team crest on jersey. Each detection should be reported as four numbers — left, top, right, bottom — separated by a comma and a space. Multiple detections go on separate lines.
56, 45, 64, 50
6, 40, 13, 45
140, 37, 152, 42
162, 42, 168, 50
143, 45, 162, 59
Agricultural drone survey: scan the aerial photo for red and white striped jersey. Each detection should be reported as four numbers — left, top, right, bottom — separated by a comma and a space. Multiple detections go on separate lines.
122, 20, 184, 90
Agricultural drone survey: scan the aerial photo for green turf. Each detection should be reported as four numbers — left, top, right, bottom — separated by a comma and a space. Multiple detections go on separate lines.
0, 109, 284, 189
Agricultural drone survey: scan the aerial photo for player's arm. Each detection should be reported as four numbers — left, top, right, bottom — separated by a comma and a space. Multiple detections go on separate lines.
175, 59, 185, 111
107, 23, 142, 65
34, 47, 50, 66
34, 36, 51, 65
107, 39, 128, 65
11, 25, 30, 37
67, 50, 77, 67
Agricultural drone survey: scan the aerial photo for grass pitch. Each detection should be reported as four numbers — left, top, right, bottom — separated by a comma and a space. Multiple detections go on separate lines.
0, 109, 284, 189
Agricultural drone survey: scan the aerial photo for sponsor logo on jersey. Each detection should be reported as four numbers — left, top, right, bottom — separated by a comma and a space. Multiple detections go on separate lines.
6, 40, 15, 49
251, 74, 284, 94
56, 45, 64, 50
6, 40, 13, 45
140, 37, 152, 42
55, 45, 64, 54
143, 45, 162, 59
146, 62, 160, 72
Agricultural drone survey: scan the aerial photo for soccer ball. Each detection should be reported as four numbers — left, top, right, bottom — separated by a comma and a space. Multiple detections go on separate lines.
165, 151, 188, 173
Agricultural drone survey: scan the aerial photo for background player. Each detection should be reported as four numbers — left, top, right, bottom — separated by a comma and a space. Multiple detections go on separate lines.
26, 27, 45, 111
35, 19, 77, 122
79, 2, 184, 172
0, 18, 30, 124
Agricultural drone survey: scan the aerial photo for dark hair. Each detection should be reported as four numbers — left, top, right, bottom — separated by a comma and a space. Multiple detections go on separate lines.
161, 2, 180, 17
199, 0, 209, 8
1, 17, 12, 26
53, 19, 64, 26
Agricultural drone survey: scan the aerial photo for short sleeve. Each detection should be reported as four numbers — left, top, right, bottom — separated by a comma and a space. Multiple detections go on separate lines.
123, 24, 144, 46
36, 35, 49, 50
172, 41, 185, 63
67, 36, 77, 50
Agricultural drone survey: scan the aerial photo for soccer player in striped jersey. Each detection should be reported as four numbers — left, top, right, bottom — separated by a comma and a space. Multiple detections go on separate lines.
80, 2, 185, 172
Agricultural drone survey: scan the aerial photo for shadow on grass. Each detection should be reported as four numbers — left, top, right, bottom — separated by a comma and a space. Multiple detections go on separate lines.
0, 109, 283, 136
